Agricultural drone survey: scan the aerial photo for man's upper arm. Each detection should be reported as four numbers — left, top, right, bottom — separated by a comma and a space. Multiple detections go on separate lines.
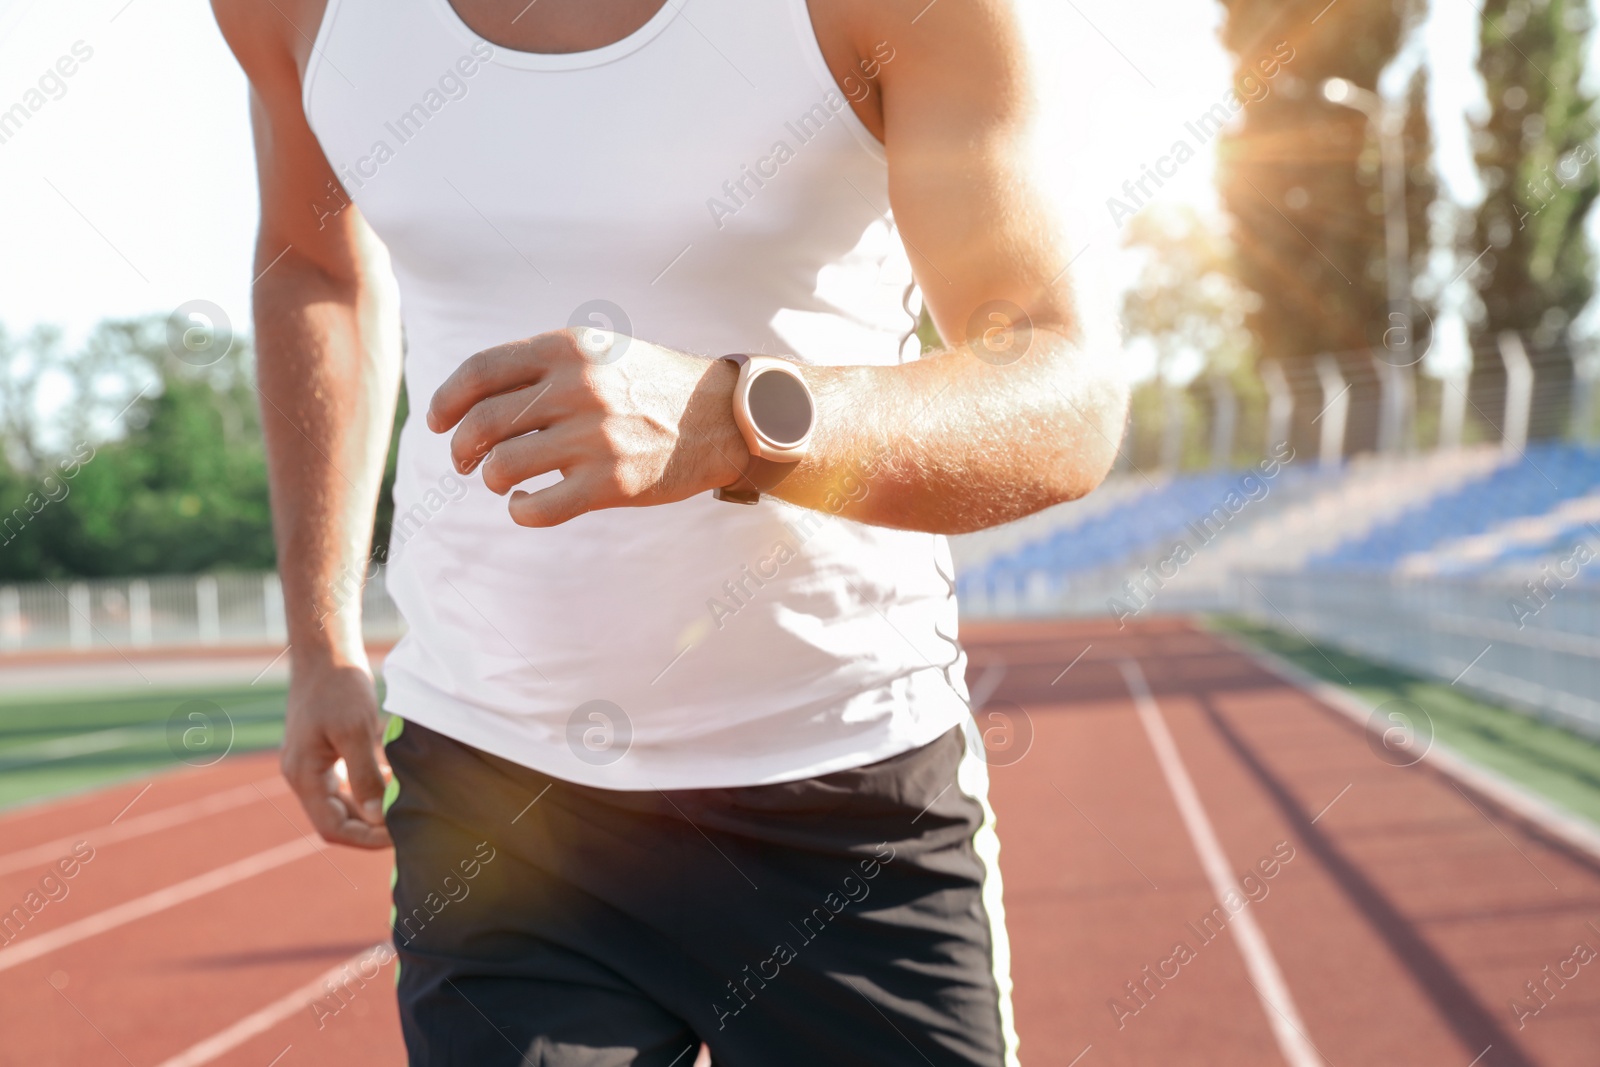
867, 0, 1075, 348
211, 0, 365, 286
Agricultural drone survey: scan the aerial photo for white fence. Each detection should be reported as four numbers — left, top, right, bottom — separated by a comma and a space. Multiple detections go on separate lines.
1232, 572, 1600, 739
958, 556, 1600, 739
0, 571, 404, 654
4, 567, 1595, 745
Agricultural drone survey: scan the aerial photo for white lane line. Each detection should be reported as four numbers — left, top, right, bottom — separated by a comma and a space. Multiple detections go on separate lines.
151, 944, 391, 1067
0, 837, 322, 974
1118, 659, 1324, 1067
1219, 631, 1600, 863
0, 778, 288, 878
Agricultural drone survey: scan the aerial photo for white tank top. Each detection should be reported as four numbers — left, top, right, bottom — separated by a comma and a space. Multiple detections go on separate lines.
303, 0, 970, 789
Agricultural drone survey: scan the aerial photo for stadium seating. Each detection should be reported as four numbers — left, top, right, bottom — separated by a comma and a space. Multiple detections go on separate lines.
1324, 443, 1600, 578
951, 443, 1600, 614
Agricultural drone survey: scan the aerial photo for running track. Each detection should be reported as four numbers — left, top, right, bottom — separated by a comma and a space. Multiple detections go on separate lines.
4, 619, 1599, 1065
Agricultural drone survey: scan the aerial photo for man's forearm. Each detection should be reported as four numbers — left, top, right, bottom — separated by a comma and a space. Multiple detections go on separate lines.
255, 249, 401, 669
773, 329, 1128, 534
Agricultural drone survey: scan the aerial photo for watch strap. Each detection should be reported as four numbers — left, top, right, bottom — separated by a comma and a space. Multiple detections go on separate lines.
712, 454, 795, 504
714, 354, 795, 504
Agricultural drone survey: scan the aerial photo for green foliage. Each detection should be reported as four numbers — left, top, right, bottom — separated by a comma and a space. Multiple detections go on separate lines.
1471, 0, 1598, 342
371, 381, 407, 564
1122, 205, 1259, 377
0, 315, 407, 580
1121, 205, 1265, 469
915, 305, 942, 355
0, 317, 276, 579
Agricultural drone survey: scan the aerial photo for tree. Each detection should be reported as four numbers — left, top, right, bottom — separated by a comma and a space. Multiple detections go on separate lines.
1215, 0, 1436, 454
1124, 205, 1260, 376
1469, 0, 1597, 344
0, 317, 274, 579
1121, 206, 1262, 467
371, 382, 406, 565
0, 315, 410, 580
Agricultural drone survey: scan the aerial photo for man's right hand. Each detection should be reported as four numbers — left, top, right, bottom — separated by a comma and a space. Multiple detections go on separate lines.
281, 661, 393, 849
210, 0, 403, 854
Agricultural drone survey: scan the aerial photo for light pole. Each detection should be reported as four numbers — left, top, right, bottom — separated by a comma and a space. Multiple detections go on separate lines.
1322, 76, 1414, 453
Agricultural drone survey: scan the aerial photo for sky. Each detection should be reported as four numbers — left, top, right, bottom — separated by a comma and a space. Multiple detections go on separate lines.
0, 1, 258, 348
0, 0, 1588, 388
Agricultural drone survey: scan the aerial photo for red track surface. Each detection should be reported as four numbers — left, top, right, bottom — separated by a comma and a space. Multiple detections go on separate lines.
4, 618, 1599, 1065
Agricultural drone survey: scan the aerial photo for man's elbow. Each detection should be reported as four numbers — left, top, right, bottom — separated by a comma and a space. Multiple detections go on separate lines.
1043, 378, 1128, 505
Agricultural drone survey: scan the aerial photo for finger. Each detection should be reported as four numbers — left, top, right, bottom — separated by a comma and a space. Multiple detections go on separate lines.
323, 791, 393, 848
332, 720, 389, 826
479, 425, 578, 495
509, 471, 601, 528
428, 338, 553, 434
311, 787, 393, 847
283, 750, 374, 847
449, 381, 560, 476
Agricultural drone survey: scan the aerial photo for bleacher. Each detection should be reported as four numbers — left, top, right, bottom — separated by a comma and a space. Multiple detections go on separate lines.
954, 470, 1248, 605
1329, 443, 1600, 579
952, 443, 1600, 613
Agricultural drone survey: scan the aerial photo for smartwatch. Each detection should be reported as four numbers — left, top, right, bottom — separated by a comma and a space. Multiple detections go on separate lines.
713, 354, 815, 504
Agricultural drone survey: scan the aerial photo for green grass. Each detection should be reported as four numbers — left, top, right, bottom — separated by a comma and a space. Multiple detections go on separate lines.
0, 684, 290, 811
1210, 615, 1600, 828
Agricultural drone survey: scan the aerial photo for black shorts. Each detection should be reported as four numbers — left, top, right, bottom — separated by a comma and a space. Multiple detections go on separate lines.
383, 718, 1018, 1066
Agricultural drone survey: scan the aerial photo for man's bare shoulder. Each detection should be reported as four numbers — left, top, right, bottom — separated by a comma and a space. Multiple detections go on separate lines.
210, 0, 326, 91
810, 0, 1024, 57
810, 0, 1030, 126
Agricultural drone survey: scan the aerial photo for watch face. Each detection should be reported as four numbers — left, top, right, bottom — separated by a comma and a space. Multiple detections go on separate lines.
747, 368, 813, 447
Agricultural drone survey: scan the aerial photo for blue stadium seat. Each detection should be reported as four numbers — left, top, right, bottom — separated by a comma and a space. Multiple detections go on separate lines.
958, 445, 1600, 602
1310, 444, 1600, 574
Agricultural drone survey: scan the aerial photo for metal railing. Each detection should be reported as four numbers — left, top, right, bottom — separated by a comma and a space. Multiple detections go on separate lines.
0, 571, 404, 655
3, 564, 1595, 751
958, 540, 1600, 740
1233, 571, 1600, 740
1124, 332, 1599, 473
